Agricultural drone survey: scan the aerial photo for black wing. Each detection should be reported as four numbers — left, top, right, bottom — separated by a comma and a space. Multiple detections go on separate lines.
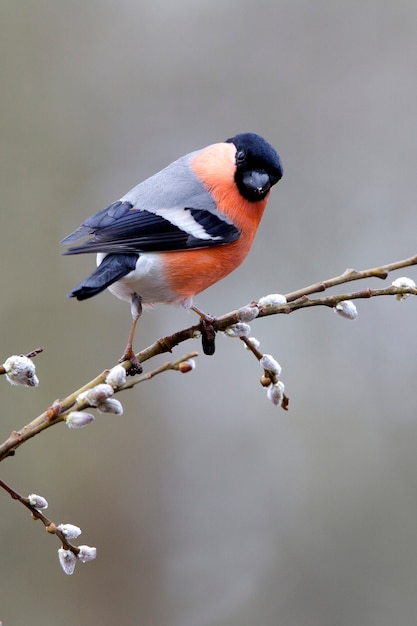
61, 201, 240, 255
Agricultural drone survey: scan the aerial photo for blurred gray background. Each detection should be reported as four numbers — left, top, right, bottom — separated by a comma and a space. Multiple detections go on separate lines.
2, 1, 417, 625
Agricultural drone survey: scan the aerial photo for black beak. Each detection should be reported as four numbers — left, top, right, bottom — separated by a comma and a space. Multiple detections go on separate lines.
241, 170, 271, 196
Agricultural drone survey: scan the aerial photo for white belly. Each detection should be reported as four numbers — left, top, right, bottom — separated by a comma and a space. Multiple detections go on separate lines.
96, 252, 180, 307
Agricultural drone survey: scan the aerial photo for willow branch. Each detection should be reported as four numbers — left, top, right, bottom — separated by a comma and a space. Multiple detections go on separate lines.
0, 352, 198, 462
0, 478, 80, 554
0, 254, 416, 463
284, 253, 417, 302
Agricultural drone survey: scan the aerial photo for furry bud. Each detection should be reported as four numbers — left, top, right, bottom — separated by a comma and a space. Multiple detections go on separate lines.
334, 300, 358, 320
3, 355, 39, 387
58, 548, 77, 575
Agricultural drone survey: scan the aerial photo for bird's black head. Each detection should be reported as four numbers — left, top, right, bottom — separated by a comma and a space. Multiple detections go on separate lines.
226, 132, 283, 202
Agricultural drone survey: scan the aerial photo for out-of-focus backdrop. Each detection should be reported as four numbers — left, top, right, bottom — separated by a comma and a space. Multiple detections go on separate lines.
2, 2, 417, 625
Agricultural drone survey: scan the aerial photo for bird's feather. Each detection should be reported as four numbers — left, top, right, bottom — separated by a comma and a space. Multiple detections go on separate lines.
67, 253, 139, 300
61, 153, 240, 255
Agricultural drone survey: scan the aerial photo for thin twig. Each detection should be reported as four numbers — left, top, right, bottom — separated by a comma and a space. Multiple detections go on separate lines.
0, 478, 80, 555
284, 253, 417, 302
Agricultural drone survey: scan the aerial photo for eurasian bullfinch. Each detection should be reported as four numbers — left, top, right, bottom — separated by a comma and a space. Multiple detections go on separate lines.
62, 132, 283, 372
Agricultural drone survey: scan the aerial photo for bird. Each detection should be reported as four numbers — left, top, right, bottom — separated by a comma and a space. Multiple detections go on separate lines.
61, 132, 283, 373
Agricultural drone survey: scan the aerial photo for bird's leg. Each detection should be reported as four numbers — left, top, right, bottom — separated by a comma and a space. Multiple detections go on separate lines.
191, 305, 217, 356
119, 292, 143, 375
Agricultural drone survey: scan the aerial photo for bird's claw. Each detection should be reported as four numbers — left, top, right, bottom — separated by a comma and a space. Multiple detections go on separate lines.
119, 350, 143, 376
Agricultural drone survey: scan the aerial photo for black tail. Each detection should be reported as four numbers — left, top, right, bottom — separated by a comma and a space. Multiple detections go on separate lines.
67, 253, 139, 300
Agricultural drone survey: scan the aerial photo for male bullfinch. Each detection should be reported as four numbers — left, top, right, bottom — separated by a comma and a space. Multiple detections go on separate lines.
62, 132, 283, 372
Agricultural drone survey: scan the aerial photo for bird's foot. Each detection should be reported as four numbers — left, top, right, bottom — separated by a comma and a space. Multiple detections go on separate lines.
119, 348, 143, 376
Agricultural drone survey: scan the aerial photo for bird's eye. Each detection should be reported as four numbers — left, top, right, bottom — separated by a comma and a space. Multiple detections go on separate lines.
236, 149, 246, 164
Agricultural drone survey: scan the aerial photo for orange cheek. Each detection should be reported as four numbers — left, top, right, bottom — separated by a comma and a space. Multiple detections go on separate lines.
191, 143, 268, 232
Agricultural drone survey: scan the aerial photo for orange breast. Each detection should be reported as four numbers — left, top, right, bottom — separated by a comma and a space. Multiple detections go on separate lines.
160, 240, 250, 298
161, 143, 269, 298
